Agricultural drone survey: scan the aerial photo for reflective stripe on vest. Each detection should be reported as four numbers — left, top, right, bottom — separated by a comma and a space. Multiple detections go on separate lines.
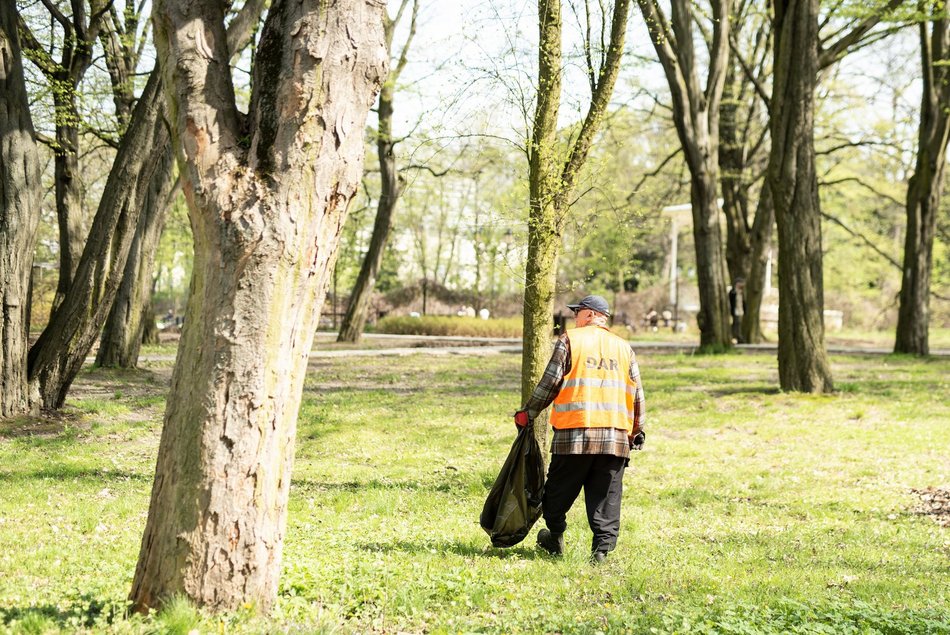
550, 326, 636, 433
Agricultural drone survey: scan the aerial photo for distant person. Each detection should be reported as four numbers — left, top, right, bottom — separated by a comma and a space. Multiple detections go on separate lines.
645, 307, 658, 331
729, 278, 746, 343
514, 295, 646, 564
661, 309, 672, 327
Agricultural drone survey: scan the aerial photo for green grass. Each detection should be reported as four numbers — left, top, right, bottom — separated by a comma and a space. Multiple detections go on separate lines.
0, 352, 948, 633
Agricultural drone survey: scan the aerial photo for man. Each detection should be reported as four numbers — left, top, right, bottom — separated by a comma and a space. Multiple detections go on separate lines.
514, 295, 646, 563
728, 278, 746, 343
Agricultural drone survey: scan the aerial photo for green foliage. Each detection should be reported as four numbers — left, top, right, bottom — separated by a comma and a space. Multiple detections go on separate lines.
152, 192, 192, 311
376, 315, 522, 337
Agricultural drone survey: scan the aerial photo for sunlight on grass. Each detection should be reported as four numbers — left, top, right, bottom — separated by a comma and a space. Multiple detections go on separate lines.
0, 351, 947, 632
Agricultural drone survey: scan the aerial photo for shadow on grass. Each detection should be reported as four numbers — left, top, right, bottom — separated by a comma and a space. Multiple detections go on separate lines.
707, 385, 781, 397
292, 477, 472, 495
0, 412, 79, 440
356, 538, 544, 560
0, 592, 125, 630
0, 465, 151, 483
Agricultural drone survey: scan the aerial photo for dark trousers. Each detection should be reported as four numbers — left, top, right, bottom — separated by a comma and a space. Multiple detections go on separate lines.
542, 453, 626, 553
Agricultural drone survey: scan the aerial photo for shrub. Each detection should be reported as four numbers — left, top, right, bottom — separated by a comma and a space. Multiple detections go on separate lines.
375, 316, 523, 338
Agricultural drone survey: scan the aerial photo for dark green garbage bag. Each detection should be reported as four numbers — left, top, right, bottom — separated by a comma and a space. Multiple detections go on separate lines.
480, 424, 545, 547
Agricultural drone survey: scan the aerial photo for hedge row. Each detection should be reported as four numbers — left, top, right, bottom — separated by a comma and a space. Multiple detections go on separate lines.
375, 316, 635, 340
375, 316, 523, 338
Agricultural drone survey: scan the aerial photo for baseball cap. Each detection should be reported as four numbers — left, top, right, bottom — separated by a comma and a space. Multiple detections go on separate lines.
566, 295, 610, 317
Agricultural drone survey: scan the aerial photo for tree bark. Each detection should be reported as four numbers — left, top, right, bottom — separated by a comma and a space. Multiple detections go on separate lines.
638, 0, 732, 351
741, 183, 773, 344
767, 0, 833, 392
28, 71, 171, 408
523, 0, 630, 451
25, 0, 267, 406
0, 2, 43, 417
719, 61, 752, 287
129, 0, 386, 613
96, 162, 175, 367
338, 0, 416, 343
142, 288, 160, 346
51, 89, 86, 312
895, 7, 949, 356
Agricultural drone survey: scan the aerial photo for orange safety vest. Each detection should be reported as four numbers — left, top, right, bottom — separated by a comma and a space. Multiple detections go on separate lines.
550, 326, 636, 433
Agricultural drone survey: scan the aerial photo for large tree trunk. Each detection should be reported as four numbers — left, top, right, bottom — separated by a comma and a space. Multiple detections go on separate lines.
96, 161, 176, 367
638, 0, 732, 351
741, 184, 774, 344
895, 11, 950, 356
28, 71, 170, 409
338, 84, 402, 342
0, 3, 43, 417
767, 0, 833, 392
129, 0, 386, 612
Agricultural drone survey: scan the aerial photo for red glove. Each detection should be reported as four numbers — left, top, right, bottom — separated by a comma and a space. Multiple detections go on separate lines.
514, 410, 529, 427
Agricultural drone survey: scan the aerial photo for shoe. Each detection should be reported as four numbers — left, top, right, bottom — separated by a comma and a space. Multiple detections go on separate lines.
537, 529, 564, 556
590, 551, 608, 565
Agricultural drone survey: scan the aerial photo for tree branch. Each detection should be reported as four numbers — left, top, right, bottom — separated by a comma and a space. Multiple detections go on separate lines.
402, 164, 453, 177
704, 0, 730, 114
560, 0, 631, 199
153, 0, 242, 184
818, 0, 904, 70
821, 211, 901, 269
226, 0, 267, 59
391, 0, 418, 83
40, 0, 72, 38
626, 146, 683, 201
820, 175, 903, 207
17, 15, 60, 77
728, 31, 770, 112
816, 138, 899, 157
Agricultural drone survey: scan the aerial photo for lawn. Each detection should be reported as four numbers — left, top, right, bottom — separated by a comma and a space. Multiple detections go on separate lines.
0, 350, 948, 633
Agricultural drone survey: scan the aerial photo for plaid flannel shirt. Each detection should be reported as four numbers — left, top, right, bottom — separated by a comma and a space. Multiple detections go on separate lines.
523, 330, 646, 458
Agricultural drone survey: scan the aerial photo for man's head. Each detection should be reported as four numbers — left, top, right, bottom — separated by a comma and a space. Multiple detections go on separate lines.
567, 295, 610, 327
734, 277, 746, 290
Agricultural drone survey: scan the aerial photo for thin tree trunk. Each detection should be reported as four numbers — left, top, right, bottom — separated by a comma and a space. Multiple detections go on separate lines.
719, 62, 753, 286
337, 0, 416, 343
741, 183, 773, 343
637, 0, 732, 351
141, 287, 160, 346
0, 2, 43, 417
96, 162, 175, 367
523, 0, 630, 452
523, 0, 565, 448
689, 160, 732, 349
130, 0, 386, 612
767, 0, 833, 392
338, 85, 402, 342
51, 98, 86, 313
895, 10, 949, 356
